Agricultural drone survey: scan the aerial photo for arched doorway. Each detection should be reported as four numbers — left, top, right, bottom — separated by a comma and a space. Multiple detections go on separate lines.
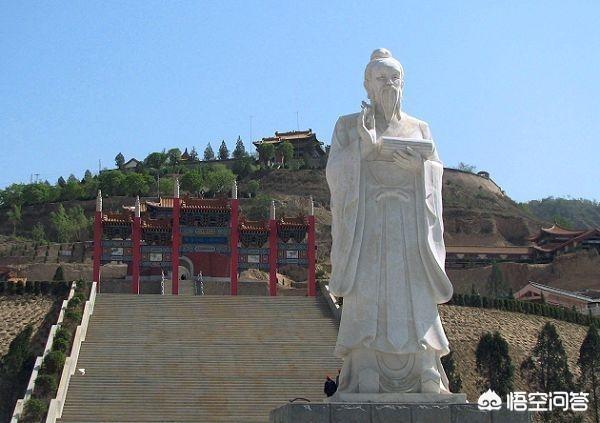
179, 256, 194, 280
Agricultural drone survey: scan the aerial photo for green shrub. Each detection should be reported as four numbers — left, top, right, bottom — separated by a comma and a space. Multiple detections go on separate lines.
52, 337, 69, 353
33, 280, 41, 295
25, 280, 35, 294
73, 292, 86, 303
41, 350, 66, 374
15, 281, 24, 295
54, 327, 70, 343
34, 373, 57, 397
64, 309, 82, 323
67, 296, 81, 309
0, 280, 5, 294
22, 398, 48, 422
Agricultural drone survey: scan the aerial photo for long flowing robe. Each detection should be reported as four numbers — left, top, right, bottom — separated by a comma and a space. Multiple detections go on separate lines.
326, 112, 454, 393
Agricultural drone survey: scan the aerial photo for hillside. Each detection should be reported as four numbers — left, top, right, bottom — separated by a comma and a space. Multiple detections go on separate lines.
521, 197, 600, 229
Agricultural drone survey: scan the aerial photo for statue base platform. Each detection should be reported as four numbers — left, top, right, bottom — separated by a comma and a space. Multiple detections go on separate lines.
325, 392, 468, 404
269, 401, 531, 422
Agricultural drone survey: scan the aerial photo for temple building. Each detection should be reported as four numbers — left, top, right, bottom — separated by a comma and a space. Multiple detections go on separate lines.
515, 281, 600, 316
528, 224, 600, 261
253, 129, 327, 168
93, 183, 317, 296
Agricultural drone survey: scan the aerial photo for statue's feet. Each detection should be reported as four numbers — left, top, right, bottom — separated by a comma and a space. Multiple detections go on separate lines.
420, 367, 441, 394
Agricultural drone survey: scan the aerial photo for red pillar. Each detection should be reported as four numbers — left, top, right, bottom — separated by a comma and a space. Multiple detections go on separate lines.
93, 211, 102, 292
131, 214, 141, 294
172, 197, 181, 295
268, 219, 278, 296
307, 215, 317, 297
230, 199, 239, 296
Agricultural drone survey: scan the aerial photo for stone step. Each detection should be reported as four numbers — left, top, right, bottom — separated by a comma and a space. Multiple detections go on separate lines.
58, 294, 341, 422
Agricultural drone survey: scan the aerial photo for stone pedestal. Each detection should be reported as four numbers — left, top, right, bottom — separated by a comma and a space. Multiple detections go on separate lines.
269, 402, 532, 423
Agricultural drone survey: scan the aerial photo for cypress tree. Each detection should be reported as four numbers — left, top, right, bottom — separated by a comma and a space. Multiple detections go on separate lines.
578, 323, 600, 423
204, 143, 215, 161
218, 140, 229, 160
232, 136, 247, 159
521, 322, 575, 422
475, 331, 514, 397
441, 350, 462, 393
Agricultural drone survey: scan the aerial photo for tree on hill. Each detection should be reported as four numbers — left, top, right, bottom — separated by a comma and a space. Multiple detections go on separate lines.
246, 180, 259, 198
123, 173, 153, 196
257, 143, 275, 165
277, 141, 294, 166
67, 174, 78, 184
232, 155, 257, 178
475, 331, 514, 397
60, 180, 84, 201
578, 323, 600, 423
457, 162, 477, 173
83, 170, 93, 182
167, 148, 182, 166
144, 151, 168, 170
115, 152, 125, 168
0, 184, 24, 209
50, 205, 92, 243
232, 136, 247, 159
98, 170, 126, 196
205, 165, 235, 195
57, 176, 67, 187
218, 140, 229, 160
180, 171, 204, 195
6, 204, 22, 236
22, 182, 56, 205
31, 222, 46, 242
521, 322, 575, 421
189, 146, 199, 161
204, 143, 215, 161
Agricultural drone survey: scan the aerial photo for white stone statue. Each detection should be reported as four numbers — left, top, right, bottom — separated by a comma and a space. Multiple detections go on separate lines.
326, 48, 454, 396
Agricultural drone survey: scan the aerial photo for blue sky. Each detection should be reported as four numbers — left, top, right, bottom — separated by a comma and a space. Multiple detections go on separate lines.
1, 1, 599, 202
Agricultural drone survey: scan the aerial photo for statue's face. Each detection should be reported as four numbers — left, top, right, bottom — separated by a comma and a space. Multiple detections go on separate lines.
366, 61, 403, 121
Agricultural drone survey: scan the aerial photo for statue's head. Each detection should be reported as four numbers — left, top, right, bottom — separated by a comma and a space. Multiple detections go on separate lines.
364, 48, 404, 122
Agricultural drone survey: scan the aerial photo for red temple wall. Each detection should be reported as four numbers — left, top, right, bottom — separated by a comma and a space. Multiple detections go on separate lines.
185, 252, 230, 277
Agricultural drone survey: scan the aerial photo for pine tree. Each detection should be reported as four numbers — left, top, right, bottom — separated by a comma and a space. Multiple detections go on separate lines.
441, 350, 462, 393
57, 176, 67, 187
232, 136, 247, 159
521, 322, 576, 422
218, 140, 229, 160
189, 146, 199, 161
115, 152, 125, 168
578, 323, 600, 423
204, 143, 215, 161
475, 331, 514, 396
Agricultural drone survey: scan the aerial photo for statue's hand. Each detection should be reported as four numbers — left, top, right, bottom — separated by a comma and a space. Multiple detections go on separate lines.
357, 102, 377, 147
392, 146, 422, 169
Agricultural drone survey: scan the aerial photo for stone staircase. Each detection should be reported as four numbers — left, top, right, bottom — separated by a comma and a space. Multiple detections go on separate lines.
58, 294, 341, 422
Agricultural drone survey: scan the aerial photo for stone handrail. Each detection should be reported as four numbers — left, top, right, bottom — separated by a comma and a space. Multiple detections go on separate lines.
11, 282, 77, 423
45, 281, 97, 423
319, 280, 341, 322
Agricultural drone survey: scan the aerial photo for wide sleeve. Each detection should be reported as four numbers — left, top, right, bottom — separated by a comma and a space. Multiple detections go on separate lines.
325, 116, 364, 296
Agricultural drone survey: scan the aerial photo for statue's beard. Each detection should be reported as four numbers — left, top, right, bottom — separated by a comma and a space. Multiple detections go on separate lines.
378, 86, 402, 122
